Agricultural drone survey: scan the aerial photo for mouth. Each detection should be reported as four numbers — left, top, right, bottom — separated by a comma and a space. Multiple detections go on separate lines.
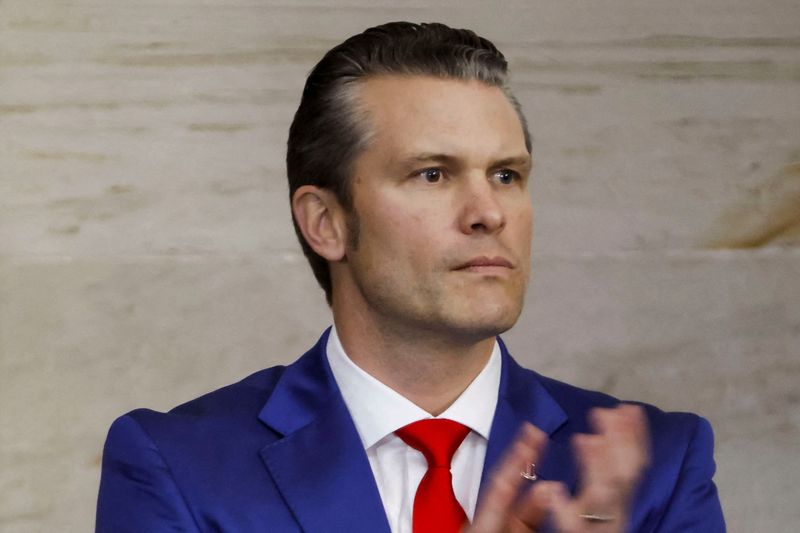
454, 256, 515, 274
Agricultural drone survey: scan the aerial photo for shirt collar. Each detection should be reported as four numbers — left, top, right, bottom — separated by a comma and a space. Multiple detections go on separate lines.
326, 325, 501, 450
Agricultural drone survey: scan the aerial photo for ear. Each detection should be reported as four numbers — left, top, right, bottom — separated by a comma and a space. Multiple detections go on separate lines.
291, 185, 347, 261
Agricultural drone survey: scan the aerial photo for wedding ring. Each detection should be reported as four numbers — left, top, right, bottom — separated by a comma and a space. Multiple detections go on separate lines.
578, 512, 615, 523
520, 462, 537, 481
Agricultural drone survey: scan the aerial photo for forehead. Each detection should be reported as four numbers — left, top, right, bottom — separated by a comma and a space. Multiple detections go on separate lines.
355, 75, 528, 163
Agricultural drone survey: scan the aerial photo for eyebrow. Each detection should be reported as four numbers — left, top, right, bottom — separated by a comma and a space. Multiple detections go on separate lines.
491, 155, 533, 169
400, 152, 532, 169
401, 153, 460, 167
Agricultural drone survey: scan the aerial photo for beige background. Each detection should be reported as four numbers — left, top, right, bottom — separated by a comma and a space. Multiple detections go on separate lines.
1, 1, 799, 531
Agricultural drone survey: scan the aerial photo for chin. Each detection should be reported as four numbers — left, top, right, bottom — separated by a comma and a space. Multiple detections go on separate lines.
445, 302, 522, 341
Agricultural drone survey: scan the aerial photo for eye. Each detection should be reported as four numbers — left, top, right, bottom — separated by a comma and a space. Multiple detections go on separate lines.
493, 168, 518, 185
418, 168, 444, 183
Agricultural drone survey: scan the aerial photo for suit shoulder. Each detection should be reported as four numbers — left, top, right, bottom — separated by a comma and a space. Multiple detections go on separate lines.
123, 364, 287, 437
532, 370, 707, 438
533, 371, 620, 410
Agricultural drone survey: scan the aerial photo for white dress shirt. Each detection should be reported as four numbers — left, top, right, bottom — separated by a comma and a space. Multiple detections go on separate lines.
326, 326, 501, 533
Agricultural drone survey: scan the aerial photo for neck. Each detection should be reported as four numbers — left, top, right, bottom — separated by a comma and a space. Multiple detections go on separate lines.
332, 313, 495, 416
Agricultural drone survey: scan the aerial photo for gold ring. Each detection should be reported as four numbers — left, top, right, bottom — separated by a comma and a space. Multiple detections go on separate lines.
578, 512, 615, 523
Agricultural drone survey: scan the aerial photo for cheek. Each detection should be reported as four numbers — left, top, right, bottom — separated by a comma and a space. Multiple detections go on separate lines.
510, 204, 534, 265
356, 204, 417, 260
509, 200, 533, 233
378, 213, 441, 272
354, 185, 451, 268
363, 192, 432, 239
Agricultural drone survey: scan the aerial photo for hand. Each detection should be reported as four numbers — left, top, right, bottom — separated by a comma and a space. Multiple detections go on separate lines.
466, 404, 650, 533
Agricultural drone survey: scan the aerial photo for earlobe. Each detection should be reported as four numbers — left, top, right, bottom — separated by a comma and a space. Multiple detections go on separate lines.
291, 185, 347, 261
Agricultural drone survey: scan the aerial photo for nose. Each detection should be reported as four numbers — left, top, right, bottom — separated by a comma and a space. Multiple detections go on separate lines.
457, 176, 505, 235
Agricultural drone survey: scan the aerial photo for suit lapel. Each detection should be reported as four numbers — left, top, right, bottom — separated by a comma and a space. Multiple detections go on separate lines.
258, 330, 390, 533
256, 331, 577, 531
481, 339, 578, 495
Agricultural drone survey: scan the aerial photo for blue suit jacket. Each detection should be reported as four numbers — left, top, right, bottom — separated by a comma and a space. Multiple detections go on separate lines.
96, 330, 725, 532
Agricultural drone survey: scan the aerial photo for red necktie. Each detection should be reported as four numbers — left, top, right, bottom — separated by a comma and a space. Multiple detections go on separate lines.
395, 419, 471, 533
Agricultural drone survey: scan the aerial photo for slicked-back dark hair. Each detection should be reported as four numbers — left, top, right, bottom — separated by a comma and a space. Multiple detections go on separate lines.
287, 21, 531, 304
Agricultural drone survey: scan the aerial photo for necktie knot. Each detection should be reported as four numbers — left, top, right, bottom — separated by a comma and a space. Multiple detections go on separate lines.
395, 419, 470, 469
395, 419, 471, 532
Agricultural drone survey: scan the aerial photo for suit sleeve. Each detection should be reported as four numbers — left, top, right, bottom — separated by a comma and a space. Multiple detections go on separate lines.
96, 414, 201, 533
654, 416, 726, 532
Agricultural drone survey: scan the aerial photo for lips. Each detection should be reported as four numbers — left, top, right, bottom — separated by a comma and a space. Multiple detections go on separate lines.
455, 256, 514, 270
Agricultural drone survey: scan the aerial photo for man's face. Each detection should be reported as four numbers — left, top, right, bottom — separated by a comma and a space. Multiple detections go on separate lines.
335, 75, 533, 342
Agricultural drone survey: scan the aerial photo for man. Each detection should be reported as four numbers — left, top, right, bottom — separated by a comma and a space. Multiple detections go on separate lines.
96, 22, 725, 532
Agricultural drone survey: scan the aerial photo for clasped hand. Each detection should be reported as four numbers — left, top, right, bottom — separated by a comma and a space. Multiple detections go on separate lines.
466, 405, 649, 533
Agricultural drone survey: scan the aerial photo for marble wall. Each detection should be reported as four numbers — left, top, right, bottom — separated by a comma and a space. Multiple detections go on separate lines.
1, 1, 798, 531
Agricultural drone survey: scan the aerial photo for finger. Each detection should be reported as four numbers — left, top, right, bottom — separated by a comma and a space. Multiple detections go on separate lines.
510, 480, 560, 531
569, 406, 650, 530
545, 482, 623, 533
546, 482, 583, 533
593, 404, 650, 481
467, 423, 546, 532
581, 406, 650, 487
572, 432, 610, 491
589, 405, 649, 454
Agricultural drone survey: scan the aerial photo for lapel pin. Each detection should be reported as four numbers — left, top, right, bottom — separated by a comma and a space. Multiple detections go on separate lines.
520, 462, 537, 481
